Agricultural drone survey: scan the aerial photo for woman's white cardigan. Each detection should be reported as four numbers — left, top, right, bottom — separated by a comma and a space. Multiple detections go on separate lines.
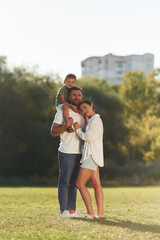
76, 114, 104, 167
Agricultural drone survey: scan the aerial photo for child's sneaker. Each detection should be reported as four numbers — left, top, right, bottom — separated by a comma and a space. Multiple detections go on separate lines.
66, 126, 74, 133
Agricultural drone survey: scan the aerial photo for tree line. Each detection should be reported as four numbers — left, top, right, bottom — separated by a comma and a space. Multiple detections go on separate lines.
0, 56, 160, 184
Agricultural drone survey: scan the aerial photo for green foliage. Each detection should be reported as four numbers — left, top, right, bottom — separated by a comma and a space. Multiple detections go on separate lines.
119, 70, 160, 163
103, 159, 160, 183
126, 112, 160, 163
154, 67, 160, 82
0, 57, 160, 182
119, 70, 158, 118
0, 56, 7, 72
0, 58, 59, 179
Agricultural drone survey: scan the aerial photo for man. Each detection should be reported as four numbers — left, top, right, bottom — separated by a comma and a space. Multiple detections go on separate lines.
51, 87, 85, 218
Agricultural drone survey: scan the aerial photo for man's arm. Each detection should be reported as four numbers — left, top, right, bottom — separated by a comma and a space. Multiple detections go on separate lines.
51, 117, 73, 137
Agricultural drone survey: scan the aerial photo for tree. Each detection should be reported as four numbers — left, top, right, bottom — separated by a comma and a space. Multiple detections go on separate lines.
0, 58, 59, 180
119, 70, 158, 118
126, 110, 160, 163
119, 70, 160, 163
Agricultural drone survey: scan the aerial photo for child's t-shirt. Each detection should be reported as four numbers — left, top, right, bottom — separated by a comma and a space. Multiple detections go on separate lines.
55, 85, 69, 106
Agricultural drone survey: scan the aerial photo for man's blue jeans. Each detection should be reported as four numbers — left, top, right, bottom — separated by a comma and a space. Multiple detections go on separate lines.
58, 151, 81, 211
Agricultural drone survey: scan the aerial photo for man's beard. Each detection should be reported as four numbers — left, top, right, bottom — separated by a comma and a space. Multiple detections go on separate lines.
69, 100, 80, 106
71, 102, 77, 106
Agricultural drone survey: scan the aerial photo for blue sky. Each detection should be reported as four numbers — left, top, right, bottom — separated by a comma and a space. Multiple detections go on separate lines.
0, 0, 160, 79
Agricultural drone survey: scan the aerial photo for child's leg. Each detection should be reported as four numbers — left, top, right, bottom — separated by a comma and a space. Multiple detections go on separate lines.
62, 104, 70, 122
62, 105, 74, 133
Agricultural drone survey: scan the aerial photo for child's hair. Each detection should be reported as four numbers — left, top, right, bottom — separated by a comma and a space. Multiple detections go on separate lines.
65, 73, 77, 82
79, 100, 95, 111
68, 86, 82, 96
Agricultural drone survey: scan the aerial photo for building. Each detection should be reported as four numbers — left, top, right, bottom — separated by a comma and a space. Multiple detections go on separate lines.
81, 53, 154, 84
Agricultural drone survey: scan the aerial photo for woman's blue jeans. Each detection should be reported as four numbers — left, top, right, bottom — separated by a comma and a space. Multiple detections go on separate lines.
58, 151, 81, 211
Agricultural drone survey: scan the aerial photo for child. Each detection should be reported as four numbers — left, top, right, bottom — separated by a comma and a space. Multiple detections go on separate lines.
55, 73, 78, 132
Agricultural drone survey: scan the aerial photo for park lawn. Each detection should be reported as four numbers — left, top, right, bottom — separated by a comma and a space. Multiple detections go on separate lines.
0, 187, 160, 240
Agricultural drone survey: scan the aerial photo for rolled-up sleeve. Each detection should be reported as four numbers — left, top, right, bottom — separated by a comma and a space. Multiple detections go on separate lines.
53, 111, 64, 125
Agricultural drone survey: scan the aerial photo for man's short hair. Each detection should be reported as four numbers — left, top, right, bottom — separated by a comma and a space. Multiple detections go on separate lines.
68, 86, 82, 96
65, 73, 77, 82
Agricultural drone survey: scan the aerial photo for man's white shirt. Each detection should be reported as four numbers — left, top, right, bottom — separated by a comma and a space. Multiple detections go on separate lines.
53, 109, 85, 154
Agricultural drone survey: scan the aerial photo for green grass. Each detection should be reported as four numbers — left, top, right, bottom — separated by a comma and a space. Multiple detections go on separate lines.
0, 187, 160, 240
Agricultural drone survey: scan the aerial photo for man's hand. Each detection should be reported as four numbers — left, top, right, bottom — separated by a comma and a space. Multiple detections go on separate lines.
70, 105, 78, 113
66, 117, 73, 127
51, 118, 73, 137
73, 122, 80, 130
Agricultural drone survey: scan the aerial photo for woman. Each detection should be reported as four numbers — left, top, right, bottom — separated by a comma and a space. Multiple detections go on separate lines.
73, 100, 104, 219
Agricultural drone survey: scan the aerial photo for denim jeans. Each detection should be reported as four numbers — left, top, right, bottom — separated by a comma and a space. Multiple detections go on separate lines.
58, 151, 81, 211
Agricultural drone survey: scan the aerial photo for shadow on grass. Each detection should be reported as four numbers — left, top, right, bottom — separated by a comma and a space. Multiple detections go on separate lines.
72, 218, 160, 234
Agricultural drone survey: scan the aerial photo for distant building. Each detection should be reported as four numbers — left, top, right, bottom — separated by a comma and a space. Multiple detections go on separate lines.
81, 53, 154, 84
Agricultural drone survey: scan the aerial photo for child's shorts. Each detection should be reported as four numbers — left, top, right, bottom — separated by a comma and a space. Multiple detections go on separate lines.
80, 155, 98, 170
56, 104, 63, 111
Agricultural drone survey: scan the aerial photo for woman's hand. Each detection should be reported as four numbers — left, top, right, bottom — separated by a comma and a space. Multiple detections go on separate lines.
73, 122, 80, 130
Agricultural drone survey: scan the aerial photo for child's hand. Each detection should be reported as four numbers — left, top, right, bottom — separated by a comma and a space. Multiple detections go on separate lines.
73, 122, 80, 130
70, 105, 78, 113
66, 117, 73, 127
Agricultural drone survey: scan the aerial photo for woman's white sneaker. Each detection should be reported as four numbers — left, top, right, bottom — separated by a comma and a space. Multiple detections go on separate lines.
84, 214, 93, 219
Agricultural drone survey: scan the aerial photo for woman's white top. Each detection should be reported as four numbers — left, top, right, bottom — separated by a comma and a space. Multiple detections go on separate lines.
76, 114, 104, 167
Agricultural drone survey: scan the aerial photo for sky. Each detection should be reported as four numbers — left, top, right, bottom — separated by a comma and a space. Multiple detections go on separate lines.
0, 0, 160, 79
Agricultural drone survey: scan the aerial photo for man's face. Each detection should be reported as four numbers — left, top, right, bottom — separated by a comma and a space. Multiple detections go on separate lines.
68, 90, 82, 106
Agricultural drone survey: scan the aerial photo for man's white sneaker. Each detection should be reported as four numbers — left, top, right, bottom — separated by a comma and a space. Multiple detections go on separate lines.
70, 210, 83, 218
60, 210, 72, 218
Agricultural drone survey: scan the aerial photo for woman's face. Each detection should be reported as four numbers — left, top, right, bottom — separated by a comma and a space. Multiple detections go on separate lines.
79, 103, 94, 118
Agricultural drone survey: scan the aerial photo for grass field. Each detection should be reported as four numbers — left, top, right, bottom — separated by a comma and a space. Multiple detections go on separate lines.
0, 186, 160, 240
